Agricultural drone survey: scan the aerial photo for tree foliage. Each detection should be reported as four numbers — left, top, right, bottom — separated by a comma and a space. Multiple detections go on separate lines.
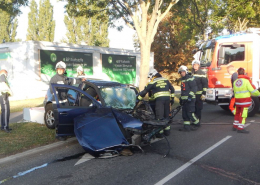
63, 0, 109, 47
152, 0, 260, 76
0, 9, 19, 43
0, 0, 28, 15
152, 13, 195, 74
26, 0, 38, 41
64, 0, 179, 89
0, 0, 28, 43
26, 0, 55, 41
220, 0, 260, 32
37, 0, 55, 41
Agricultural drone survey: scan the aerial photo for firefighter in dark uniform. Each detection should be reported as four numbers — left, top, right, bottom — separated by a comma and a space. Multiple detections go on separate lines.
191, 60, 208, 125
49, 61, 86, 140
137, 69, 175, 136
178, 65, 200, 131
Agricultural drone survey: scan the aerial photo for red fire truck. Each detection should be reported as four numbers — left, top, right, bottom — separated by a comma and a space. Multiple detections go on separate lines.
197, 28, 260, 116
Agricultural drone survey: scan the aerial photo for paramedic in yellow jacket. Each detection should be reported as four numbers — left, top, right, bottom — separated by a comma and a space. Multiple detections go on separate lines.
233, 68, 260, 133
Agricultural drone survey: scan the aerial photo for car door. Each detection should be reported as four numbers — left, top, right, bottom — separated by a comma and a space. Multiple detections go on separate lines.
51, 84, 102, 137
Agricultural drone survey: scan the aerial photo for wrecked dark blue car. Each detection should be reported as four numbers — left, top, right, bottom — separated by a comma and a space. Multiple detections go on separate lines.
49, 80, 170, 157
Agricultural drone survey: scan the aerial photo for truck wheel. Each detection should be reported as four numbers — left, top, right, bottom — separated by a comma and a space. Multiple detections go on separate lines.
220, 105, 230, 112
44, 103, 55, 129
247, 97, 259, 117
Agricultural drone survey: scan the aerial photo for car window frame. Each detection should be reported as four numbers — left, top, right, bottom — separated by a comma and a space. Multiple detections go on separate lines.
51, 84, 102, 109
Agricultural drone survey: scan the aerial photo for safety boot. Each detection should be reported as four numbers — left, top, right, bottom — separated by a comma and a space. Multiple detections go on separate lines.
164, 129, 170, 136
237, 129, 249, 134
232, 127, 237, 131
191, 124, 200, 131
179, 125, 190, 132
156, 130, 164, 138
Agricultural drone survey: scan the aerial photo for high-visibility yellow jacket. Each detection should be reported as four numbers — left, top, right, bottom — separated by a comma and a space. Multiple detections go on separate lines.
233, 76, 260, 107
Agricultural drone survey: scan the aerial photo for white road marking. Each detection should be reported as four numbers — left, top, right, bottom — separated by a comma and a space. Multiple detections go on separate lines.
74, 153, 95, 166
244, 123, 251, 128
249, 120, 255, 122
154, 136, 232, 185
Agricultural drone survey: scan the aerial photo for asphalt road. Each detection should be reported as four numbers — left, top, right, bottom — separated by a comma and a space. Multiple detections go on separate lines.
1, 104, 260, 185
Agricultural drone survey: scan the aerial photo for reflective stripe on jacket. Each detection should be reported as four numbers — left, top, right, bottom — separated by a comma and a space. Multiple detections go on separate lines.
192, 69, 208, 95
180, 74, 197, 99
233, 77, 260, 107
139, 77, 175, 99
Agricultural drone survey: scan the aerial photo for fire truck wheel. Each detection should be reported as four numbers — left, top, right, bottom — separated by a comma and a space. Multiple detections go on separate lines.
248, 97, 259, 117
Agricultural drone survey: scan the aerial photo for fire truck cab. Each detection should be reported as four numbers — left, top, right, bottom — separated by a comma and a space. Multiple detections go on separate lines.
198, 28, 260, 116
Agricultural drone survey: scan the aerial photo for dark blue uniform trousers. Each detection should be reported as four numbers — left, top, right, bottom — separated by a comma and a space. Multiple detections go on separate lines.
0, 95, 10, 130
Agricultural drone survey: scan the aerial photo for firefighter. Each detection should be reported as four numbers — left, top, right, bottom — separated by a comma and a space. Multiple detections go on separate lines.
178, 65, 200, 132
50, 61, 85, 140
233, 67, 260, 133
191, 60, 208, 125
137, 69, 175, 136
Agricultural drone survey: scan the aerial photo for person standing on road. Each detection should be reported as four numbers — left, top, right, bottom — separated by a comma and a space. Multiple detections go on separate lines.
227, 64, 238, 114
50, 61, 86, 140
0, 69, 12, 133
178, 65, 200, 132
191, 60, 208, 125
137, 69, 175, 136
232, 67, 260, 133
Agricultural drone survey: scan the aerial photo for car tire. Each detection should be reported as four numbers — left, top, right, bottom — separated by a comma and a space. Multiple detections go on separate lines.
44, 103, 55, 129
248, 96, 259, 117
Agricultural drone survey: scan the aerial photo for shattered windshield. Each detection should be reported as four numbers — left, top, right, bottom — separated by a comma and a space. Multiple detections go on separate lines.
100, 86, 136, 109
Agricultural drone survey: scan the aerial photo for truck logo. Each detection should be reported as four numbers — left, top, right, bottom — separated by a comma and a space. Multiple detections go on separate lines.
235, 79, 243, 87
50, 53, 57, 62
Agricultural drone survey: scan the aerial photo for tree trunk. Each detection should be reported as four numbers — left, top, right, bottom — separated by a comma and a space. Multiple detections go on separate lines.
139, 42, 152, 90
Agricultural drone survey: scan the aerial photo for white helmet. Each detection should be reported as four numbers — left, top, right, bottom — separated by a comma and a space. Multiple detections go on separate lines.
55, 61, 66, 70
178, 65, 188, 74
148, 69, 158, 79
77, 66, 83, 73
192, 60, 200, 66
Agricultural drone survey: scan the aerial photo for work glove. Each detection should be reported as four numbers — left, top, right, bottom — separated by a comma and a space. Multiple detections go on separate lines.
170, 97, 174, 105
149, 94, 155, 101
187, 97, 192, 102
200, 94, 206, 101
137, 95, 143, 101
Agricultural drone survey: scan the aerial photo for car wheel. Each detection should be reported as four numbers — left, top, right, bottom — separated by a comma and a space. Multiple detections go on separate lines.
44, 103, 55, 129
248, 96, 259, 117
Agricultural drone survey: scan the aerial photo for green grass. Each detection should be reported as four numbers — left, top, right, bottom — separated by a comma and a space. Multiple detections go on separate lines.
10, 97, 45, 113
0, 122, 56, 158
